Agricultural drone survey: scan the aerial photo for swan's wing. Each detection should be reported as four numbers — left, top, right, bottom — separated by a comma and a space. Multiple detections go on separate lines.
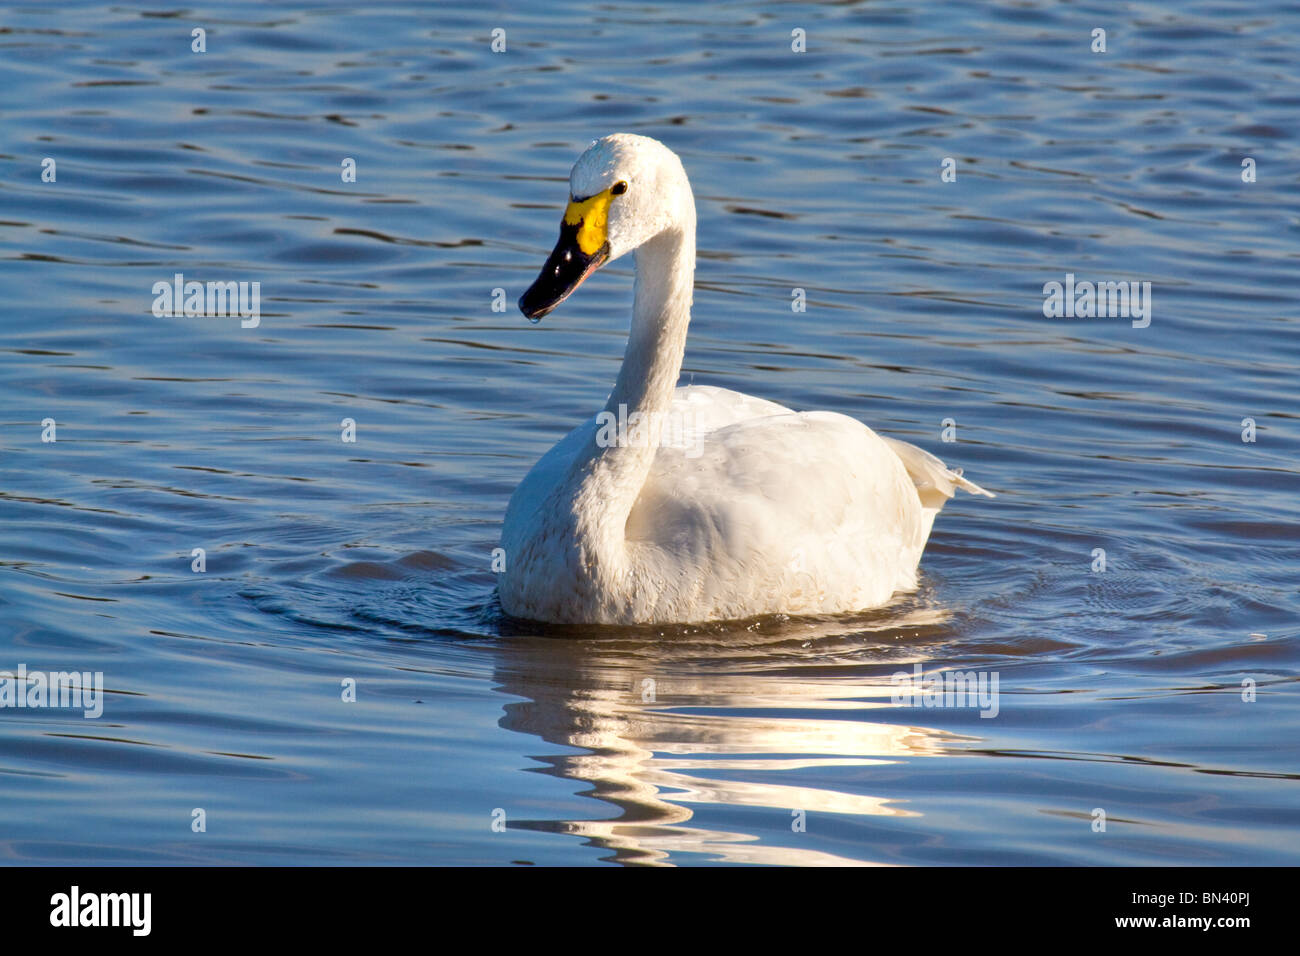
667, 385, 793, 436
670, 386, 993, 505
631, 403, 994, 611
633, 409, 923, 577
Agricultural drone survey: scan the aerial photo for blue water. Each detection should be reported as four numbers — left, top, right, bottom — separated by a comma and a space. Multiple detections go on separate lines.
1, 0, 1298, 865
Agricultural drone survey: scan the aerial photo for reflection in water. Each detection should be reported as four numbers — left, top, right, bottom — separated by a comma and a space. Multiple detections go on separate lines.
492, 603, 976, 865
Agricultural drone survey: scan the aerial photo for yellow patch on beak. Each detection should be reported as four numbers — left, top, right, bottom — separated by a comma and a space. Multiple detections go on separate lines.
562, 188, 615, 257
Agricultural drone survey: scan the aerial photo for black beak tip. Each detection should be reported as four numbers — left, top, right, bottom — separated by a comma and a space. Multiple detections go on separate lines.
518, 234, 608, 325
518, 291, 554, 323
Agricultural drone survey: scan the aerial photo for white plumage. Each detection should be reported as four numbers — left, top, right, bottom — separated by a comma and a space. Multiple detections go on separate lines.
500, 134, 992, 625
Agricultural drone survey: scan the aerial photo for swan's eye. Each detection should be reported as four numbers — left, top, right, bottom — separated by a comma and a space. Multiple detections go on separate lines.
610, 180, 628, 196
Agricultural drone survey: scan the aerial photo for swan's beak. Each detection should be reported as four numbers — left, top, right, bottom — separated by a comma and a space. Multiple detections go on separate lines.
519, 191, 614, 321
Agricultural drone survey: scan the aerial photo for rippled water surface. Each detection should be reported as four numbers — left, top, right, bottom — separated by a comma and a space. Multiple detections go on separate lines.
2, 1, 1298, 865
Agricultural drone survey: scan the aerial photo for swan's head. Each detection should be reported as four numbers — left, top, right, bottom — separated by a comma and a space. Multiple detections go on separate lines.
519, 133, 693, 321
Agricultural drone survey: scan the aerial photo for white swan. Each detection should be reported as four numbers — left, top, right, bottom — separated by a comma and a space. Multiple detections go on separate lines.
500, 133, 992, 625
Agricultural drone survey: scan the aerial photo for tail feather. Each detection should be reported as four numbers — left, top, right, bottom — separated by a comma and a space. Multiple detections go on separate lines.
881, 436, 995, 513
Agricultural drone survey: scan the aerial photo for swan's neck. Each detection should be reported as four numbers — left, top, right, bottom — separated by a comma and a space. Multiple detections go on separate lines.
569, 223, 695, 580
607, 226, 695, 423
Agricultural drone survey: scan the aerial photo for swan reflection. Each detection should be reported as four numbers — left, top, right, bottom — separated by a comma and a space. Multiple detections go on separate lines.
492, 603, 976, 865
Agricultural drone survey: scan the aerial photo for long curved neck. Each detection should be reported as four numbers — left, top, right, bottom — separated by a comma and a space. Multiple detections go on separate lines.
607, 225, 695, 421
569, 220, 696, 580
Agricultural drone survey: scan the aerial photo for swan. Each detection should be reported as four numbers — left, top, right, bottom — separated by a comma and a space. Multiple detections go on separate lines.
500, 133, 992, 625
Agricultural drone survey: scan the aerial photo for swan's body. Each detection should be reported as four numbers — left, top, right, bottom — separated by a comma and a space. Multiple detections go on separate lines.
500, 134, 991, 625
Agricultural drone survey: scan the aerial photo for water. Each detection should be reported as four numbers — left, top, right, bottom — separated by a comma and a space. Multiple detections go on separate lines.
2, 0, 1298, 866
